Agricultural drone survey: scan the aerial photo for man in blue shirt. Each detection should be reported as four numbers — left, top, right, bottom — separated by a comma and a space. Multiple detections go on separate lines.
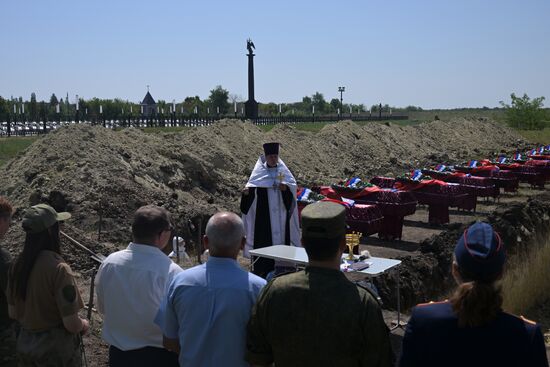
157, 211, 266, 367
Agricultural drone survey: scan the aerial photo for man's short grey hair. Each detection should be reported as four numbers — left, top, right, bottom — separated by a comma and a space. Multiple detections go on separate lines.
205, 212, 245, 251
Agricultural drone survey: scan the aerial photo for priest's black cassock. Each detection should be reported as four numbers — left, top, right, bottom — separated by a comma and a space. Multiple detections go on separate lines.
240, 155, 301, 278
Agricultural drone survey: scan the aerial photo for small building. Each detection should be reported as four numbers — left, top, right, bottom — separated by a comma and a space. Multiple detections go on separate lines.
140, 90, 157, 117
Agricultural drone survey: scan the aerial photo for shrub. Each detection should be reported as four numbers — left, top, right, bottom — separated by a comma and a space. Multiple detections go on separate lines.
500, 93, 549, 130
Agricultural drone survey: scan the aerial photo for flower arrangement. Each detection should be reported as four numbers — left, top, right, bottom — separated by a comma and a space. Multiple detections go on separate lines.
297, 188, 325, 203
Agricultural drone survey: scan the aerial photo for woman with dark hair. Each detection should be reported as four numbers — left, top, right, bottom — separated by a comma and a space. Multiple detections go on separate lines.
399, 221, 548, 367
7, 204, 88, 367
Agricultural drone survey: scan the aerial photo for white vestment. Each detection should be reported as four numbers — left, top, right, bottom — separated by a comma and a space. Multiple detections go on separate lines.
242, 155, 301, 258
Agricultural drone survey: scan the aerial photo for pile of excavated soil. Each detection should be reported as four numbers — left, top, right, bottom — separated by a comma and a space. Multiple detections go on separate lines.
1, 118, 548, 365
0, 118, 528, 261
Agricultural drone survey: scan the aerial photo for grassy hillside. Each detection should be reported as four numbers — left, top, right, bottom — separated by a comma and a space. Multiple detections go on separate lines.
517, 129, 550, 145
0, 137, 38, 167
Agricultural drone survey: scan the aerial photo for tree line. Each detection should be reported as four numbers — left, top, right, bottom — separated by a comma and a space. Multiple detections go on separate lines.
0, 86, 423, 123
3, 87, 547, 130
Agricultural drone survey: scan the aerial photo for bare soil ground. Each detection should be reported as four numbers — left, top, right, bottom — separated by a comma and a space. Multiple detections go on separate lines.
0, 118, 548, 365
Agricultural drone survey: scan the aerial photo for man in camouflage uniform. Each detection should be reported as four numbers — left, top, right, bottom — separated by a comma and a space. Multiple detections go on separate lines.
246, 201, 393, 367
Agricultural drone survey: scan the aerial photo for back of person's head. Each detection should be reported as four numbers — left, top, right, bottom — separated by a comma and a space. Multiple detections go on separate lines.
11, 204, 71, 301
301, 201, 346, 261
131, 205, 171, 245
0, 196, 13, 238
204, 212, 245, 258
450, 222, 505, 327
0, 196, 13, 219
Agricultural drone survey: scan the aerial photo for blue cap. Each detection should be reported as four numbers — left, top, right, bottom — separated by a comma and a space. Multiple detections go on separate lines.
454, 222, 505, 281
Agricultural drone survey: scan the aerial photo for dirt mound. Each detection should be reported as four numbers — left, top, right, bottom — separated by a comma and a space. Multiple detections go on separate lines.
0, 118, 528, 257
0, 118, 546, 365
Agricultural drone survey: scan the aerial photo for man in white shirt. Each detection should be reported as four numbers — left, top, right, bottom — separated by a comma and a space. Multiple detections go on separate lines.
95, 205, 182, 367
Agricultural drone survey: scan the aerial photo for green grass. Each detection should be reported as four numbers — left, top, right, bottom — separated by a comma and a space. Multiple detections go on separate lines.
408, 109, 506, 123
502, 236, 550, 315
517, 128, 550, 145
0, 137, 38, 167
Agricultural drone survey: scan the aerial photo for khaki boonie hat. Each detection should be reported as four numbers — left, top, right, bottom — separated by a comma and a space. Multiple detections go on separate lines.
22, 204, 71, 234
301, 201, 346, 239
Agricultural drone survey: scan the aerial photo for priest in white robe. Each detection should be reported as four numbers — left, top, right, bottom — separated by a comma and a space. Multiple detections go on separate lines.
240, 142, 301, 278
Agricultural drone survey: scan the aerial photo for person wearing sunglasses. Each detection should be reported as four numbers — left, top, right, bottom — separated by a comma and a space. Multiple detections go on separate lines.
399, 221, 548, 367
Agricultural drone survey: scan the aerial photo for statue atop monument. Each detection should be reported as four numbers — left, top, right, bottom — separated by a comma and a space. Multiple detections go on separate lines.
245, 38, 258, 119
247, 38, 255, 54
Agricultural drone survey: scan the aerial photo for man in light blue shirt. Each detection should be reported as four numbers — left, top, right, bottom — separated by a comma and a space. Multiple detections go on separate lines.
157, 211, 266, 367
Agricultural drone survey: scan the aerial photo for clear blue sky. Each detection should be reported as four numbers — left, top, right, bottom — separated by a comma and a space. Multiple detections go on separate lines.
1, 0, 549, 109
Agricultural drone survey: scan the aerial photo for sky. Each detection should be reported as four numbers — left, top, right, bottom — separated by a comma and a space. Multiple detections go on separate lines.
1, 0, 549, 109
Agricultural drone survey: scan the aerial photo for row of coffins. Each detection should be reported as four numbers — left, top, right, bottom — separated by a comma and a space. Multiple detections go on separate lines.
296, 145, 550, 241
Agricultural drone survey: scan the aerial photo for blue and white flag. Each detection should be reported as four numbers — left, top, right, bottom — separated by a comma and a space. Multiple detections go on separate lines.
346, 177, 362, 188
435, 164, 446, 172
497, 157, 507, 164
514, 153, 522, 160
341, 197, 355, 207
297, 188, 312, 201
468, 160, 478, 168
411, 169, 422, 181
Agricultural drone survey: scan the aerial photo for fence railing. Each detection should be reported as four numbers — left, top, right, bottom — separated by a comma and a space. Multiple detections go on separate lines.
0, 113, 408, 137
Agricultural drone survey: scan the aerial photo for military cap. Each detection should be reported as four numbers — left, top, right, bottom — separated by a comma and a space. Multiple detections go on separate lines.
301, 201, 346, 239
22, 203, 71, 234
455, 222, 505, 281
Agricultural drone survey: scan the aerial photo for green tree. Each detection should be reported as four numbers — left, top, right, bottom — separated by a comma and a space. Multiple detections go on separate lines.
182, 96, 203, 114
29, 93, 38, 121
301, 96, 312, 105
49, 93, 58, 107
311, 92, 327, 114
208, 85, 230, 114
39, 101, 47, 122
0, 96, 8, 121
259, 103, 278, 116
330, 98, 340, 112
500, 93, 548, 130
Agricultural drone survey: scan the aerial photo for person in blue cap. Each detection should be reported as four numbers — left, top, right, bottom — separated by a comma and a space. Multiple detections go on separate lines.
399, 221, 549, 367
